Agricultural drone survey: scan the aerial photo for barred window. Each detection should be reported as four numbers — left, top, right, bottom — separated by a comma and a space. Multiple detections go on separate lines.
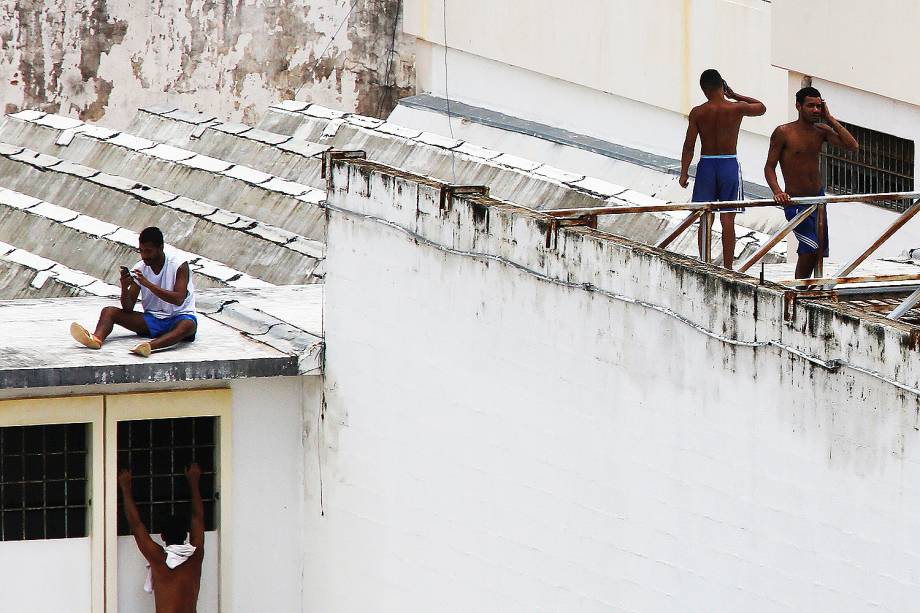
117, 417, 217, 536
0, 424, 89, 541
822, 122, 915, 212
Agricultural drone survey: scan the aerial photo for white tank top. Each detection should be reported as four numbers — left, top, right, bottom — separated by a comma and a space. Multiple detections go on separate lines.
133, 252, 196, 319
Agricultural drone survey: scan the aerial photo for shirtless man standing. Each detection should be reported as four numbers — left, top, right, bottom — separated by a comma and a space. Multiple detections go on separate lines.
119, 463, 205, 613
765, 86, 859, 279
680, 69, 766, 269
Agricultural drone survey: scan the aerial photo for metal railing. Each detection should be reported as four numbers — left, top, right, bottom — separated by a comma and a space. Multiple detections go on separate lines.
546, 191, 920, 321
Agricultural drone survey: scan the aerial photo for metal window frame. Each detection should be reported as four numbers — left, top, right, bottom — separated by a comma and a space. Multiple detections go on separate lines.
821, 121, 915, 212
115, 416, 218, 537
0, 422, 90, 541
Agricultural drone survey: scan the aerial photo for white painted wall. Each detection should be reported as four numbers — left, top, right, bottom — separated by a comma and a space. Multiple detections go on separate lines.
772, 0, 920, 107
0, 538, 92, 612
406, 0, 787, 172
227, 376, 318, 613
311, 160, 920, 612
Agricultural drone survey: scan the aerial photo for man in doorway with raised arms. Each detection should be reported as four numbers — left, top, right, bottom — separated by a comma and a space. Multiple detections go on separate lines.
70, 226, 197, 357
119, 463, 205, 613
765, 86, 859, 279
680, 68, 766, 270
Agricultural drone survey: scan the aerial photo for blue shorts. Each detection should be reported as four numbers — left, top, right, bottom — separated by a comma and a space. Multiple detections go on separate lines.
143, 313, 197, 341
784, 190, 828, 256
692, 155, 745, 213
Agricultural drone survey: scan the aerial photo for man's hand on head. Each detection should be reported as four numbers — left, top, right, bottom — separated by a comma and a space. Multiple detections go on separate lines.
724, 85, 737, 100
820, 98, 832, 120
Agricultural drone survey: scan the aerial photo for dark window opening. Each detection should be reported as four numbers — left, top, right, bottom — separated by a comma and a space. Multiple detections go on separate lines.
821, 122, 915, 212
0, 423, 89, 541
117, 417, 217, 537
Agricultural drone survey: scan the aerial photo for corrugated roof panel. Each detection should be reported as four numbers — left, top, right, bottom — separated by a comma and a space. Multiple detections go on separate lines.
140, 103, 179, 115
28, 201, 79, 223
54, 160, 99, 179
617, 189, 664, 206
5, 249, 56, 270
416, 131, 463, 150
262, 177, 310, 196
0, 142, 24, 156
454, 141, 502, 160
146, 143, 197, 162
75, 124, 120, 140
276, 139, 330, 158
303, 105, 346, 120
170, 196, 218, 217
0, 188, 41, 210
222, 165, 273, 185
534, 165, 585, 184
90, 172, 141, 192
63, 215, 120, 237
242, 128, 291, 145
34, 114, 84, 130
178, 154, 234, 173
107, 133, 156, 151
164, 109, 217, 125
568, 176, 627, 198
107, 227, 141, 247
129, 185, 178, 205
494, 153, 542, 172
296, 190, 326, 205
9, 149, 60, 168
8, 109, 46, 122
347, 115, 384, 129
377, 122, 422, 139
211, 122, 253, 135
285, 236, 326, 259
269, 100, 310, 113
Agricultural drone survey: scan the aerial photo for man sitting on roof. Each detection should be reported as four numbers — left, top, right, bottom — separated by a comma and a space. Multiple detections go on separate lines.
70, 226, 197, 357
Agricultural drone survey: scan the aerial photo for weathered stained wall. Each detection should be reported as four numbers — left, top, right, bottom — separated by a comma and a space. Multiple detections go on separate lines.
0, 0, 415, 128
314, 160, 920, 612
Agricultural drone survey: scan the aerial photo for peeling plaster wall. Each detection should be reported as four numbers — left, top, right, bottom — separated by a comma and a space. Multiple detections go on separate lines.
0, 0, 415, 128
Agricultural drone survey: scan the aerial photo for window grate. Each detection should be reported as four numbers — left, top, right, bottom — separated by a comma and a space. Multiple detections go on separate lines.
0, 424, 89, 541
117, 417, 217, 536
821, 121, 915, 212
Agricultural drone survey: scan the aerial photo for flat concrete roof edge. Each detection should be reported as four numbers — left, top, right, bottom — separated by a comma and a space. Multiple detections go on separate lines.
0, 356, 300, 390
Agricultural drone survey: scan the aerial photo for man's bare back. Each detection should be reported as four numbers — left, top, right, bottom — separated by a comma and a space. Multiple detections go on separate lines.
150, 550, 204, 613
689, 97, 746, 156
